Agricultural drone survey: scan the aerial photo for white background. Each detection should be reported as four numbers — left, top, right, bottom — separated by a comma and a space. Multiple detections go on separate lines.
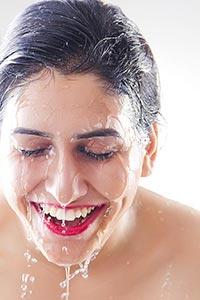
0, 0, 199, 209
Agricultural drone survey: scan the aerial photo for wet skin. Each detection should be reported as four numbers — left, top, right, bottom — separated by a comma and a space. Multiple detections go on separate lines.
1, 71, 200, 300
0, 71, 152, 266
1, 187, 200, 300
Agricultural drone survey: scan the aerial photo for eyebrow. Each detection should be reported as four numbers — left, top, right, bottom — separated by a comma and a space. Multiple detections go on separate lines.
74, 128, 121, 140
12, 127, 121, 140
12, 127, 52, 138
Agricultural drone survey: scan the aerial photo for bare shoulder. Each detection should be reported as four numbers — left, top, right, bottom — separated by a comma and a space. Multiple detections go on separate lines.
137, 186, 200, 249
128, 187, 200, 298
136, 187, 200, 289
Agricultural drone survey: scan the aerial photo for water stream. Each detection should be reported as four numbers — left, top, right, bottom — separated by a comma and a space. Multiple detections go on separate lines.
59, 249, 99, 300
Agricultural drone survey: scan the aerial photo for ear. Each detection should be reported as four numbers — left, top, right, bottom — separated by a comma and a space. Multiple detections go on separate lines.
141, 123, 158, 177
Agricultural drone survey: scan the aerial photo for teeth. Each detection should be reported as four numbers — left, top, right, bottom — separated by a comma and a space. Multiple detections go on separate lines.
44, 204, 50, 214
81, 208, 88, 218
40, 204, 96, 221
56, 208, 65, 220
50, 206, 57, 217
75, 209, 82, 218
65, 209, 75, 221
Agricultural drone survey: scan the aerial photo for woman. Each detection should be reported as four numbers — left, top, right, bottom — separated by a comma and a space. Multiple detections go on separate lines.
0, 0, 200, 299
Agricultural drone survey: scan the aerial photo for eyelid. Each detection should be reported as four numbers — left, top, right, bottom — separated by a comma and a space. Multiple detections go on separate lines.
77, 145, 118, 161
17, 145, 53, 158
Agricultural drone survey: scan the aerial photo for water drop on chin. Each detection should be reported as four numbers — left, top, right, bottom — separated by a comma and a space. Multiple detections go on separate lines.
62, 246, 68, 255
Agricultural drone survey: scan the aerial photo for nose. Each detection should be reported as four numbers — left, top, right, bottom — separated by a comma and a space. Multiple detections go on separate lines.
44, 151, 88, 205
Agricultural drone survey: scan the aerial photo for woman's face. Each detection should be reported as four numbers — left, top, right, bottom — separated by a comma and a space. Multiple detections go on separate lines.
0, 71, 147, 266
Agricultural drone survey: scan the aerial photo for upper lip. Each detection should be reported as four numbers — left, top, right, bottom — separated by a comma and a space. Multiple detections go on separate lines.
28, 193, 108, 209
32, 202, 105, 209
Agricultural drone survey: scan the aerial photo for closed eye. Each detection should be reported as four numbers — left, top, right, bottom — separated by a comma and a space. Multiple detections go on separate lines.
18, 147, 50, 158
77, 145, 116, 161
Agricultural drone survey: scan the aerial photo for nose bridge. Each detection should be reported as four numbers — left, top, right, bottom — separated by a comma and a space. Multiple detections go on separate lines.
45, 150, 88, 205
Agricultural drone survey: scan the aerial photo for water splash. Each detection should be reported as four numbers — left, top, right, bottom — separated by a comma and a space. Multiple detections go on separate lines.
59, 249, 99, 299
20, 272, 35, 299
60, 266, 70, 300
24, 249, 38, 267
21, 249, 37, 298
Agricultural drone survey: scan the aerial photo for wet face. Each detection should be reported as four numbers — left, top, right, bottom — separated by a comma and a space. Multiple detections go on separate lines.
0, 71, 146, 266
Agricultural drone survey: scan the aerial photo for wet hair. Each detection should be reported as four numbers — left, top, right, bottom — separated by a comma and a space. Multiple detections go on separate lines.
0, 0, 160, 140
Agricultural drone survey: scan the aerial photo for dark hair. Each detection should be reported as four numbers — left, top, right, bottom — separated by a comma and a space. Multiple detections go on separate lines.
0, 0, 160, 140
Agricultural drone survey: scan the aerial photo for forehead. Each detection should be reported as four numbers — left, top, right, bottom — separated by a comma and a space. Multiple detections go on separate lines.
21, 71, 117, 109
3, 71, 132, 138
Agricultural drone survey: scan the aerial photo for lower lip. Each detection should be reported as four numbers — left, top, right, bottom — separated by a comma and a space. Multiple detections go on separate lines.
32, 203, 105, 237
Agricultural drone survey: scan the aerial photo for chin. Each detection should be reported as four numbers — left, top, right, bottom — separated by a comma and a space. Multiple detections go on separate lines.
31, 231, 102, 267
25, 201, 112, 266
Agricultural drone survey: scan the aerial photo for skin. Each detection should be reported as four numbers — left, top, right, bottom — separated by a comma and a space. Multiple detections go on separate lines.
0, 71, 200, 300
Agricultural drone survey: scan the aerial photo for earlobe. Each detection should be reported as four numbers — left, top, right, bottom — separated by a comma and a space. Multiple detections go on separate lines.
141, 123, 158, 177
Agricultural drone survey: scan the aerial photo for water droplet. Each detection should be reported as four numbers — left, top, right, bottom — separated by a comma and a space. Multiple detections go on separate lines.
60, 280, 67, 289
24, 250, 31, 263
21, 291, 27, 298
29, 276, 35, 284
62, 246, 68, 255
21, 284, 27, 291
26, 229, 32, 241
104, 206, 111, 217
61, 292, 69, 299
22, 273, 30, 283
61, 220, 66, 227
82, 273, 88, 279
31, 257, 38, 264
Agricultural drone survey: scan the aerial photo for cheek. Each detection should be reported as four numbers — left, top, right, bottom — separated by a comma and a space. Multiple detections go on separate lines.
0, 157, 47, 202
83, 148, 143, 200
92, 158, 128, 199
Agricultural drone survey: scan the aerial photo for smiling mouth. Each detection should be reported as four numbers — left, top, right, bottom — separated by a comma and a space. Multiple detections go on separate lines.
32, 202, 105, 236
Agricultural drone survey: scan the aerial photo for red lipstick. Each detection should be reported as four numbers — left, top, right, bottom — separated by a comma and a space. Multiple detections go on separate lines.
32, 203, 105, 236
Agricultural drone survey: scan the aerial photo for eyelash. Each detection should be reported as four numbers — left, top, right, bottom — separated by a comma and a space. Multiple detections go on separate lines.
19, 147, 49, 158
78, 145, 115, 161
18, 146, 116, 161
